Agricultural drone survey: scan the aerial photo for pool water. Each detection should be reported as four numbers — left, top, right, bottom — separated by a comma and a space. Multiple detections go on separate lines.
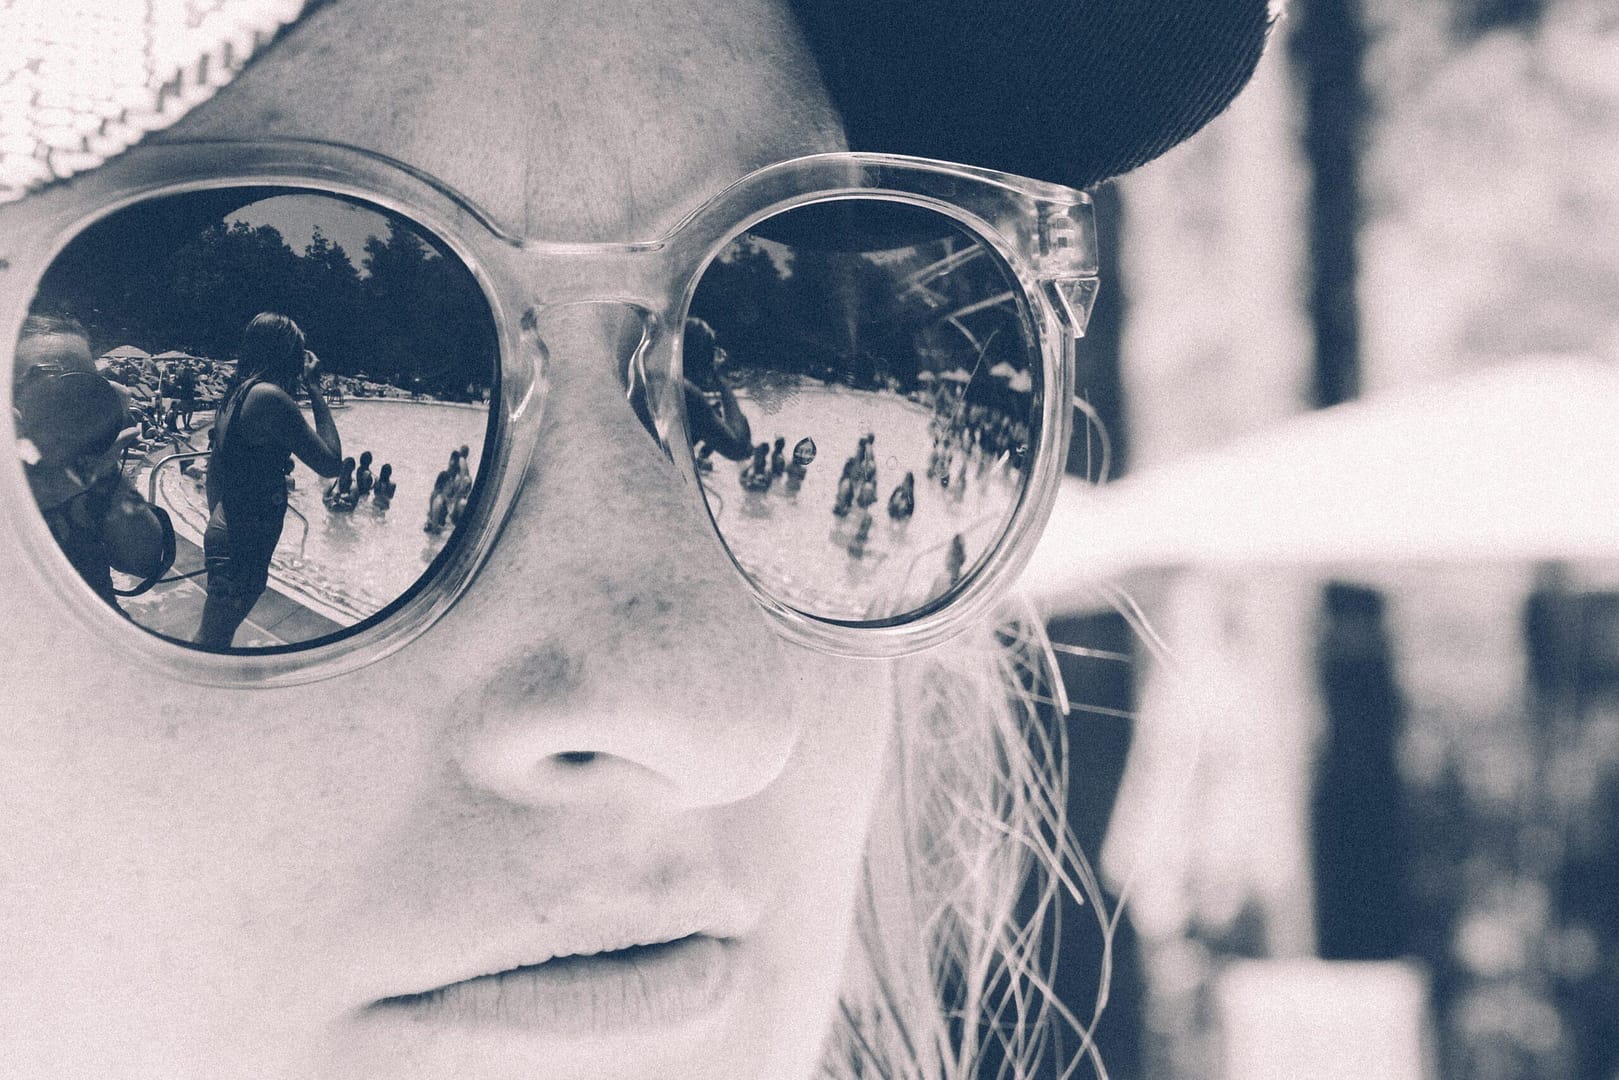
154, 399, 489, 624
708, 382, 1027, 621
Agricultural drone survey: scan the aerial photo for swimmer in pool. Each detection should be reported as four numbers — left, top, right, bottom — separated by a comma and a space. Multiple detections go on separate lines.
784, 436, 815, 497
324, 456, 358, 512
770, 435, 786, 479
449, 446, 473, 523
846, 508, 873, 559
856, 448, 878, 507
355, 450, 374, 499
372, 463, 396, 510
888, 471, 915, 523
832, 471, 855, 518
740, 442, 773, 493
424, 468, 451, 534
853, 438, 877, 504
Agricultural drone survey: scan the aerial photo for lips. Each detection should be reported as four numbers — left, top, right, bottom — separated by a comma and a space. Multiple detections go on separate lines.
358, 878, 759, 1041
369, 934, 737, 1035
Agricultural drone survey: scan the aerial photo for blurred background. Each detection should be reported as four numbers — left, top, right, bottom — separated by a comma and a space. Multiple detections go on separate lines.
1039, 1, 1619, 1077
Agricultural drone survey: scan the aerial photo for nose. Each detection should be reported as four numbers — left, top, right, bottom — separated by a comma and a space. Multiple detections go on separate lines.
442, 305, 799, 810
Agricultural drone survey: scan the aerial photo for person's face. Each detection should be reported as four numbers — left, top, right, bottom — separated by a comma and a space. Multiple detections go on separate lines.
13, 332, 112, 470
12, 329, 93, 384
0, 2, 894, 1079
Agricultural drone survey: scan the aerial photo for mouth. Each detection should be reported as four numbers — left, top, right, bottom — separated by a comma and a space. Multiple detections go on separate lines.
367, 933, 738, 1036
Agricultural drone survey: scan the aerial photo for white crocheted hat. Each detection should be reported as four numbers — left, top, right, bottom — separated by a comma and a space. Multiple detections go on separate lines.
0, 0, 308, 204
4, 0, 1277, 200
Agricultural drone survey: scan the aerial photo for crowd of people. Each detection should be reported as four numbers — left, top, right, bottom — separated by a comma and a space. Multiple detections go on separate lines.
322, 448, 398, 513
92, 356, 219, 456
692, 382, 1015, 603
101, 353, 231, 413
100, 348, 464, 415
923, 383, 1032, 496
700, 377, 1029, 577
705, 425, 914, 564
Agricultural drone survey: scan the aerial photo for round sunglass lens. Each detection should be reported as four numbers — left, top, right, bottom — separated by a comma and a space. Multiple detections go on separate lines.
12, 188, 499, 652
686, 199, 1042, 624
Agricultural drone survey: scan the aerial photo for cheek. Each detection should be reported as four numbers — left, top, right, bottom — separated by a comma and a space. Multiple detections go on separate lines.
712, 648, 896, 1070
0, 601, 445, 1063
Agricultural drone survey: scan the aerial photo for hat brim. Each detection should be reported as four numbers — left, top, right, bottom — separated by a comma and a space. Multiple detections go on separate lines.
792, 0, 1274, 189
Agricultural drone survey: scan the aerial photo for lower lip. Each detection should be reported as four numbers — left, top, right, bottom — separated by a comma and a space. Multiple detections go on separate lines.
369, 936, 737, 1036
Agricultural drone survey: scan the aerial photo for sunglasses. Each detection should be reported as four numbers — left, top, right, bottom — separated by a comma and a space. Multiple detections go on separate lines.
1, 140, 1099, 687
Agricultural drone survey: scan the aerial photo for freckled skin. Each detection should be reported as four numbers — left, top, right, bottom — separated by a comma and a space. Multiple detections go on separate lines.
0, 1, 897, 1079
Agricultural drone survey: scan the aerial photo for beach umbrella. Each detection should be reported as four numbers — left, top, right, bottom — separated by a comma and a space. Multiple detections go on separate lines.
938, 368, 973, 383
986, 361, 1032, 392
150, 350, 196, 361
1022, 357, 1619, 613
1005, 370, 1034, 393
915, 371, 936, 381
100, 344, 150, 360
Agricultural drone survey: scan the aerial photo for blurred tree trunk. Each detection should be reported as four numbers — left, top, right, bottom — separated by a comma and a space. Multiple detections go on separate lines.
1102, 21, 1319, 1078
1358, 1, 1619, 1075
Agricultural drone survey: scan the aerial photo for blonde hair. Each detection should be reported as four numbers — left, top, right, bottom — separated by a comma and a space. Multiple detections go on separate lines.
825, 606, 1116, 1080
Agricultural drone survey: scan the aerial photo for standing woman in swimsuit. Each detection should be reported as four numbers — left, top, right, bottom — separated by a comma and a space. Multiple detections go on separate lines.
194, 313, 342, 648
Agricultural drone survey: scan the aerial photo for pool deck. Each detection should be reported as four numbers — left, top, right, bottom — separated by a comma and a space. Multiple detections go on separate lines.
121, 534, 344, 648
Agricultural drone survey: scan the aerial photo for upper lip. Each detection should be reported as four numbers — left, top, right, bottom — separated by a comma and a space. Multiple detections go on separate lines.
369, 880, 760, 1004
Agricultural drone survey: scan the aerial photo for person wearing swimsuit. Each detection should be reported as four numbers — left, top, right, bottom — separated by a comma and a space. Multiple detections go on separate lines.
372, 462, 397, 510
194, 313, 342, 648
355, 450, 374, 498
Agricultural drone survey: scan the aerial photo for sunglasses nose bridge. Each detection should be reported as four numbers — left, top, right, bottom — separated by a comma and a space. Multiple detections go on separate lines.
518, 238, 687, 370
524, 295, 689, 465
516, 236, 684, 305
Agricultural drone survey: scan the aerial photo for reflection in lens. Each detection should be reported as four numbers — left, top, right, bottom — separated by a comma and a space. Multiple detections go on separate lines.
687, 200, 1042, 623
12, 189, 498, 651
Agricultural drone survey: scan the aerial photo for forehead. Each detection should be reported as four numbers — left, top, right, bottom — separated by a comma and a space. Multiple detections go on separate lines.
157, 0, 845, 241
14, 331, 92, 373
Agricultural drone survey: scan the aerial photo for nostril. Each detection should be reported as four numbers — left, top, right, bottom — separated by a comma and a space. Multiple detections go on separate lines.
555, 751, 598, 766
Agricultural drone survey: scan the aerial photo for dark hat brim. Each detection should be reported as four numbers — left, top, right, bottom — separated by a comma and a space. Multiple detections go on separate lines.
791, 0, 1274, 189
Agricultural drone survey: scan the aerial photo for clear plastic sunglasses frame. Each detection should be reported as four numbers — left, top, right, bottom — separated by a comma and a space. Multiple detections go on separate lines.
0, 139, 1100, 688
